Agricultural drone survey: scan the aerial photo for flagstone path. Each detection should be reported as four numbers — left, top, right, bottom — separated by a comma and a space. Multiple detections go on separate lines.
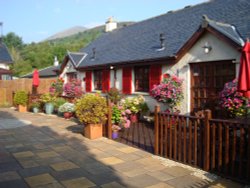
0, 108, 246, 188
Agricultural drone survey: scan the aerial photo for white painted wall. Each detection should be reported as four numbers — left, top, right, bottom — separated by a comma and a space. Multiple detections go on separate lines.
0, 63, 9, 70
172, 32, 241, 114
78, 71, 86, 92
60, 60, 77, 83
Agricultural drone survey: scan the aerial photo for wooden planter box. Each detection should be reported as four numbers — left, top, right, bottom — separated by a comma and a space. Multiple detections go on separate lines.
84, 124, 103, 140
18, 105, 27, 112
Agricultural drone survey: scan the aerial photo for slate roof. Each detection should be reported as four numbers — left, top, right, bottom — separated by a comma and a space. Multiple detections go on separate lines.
205, 17, 244, 46
22, 65, 59, 78
0, 40, 13, 64
77, 0, 250, 68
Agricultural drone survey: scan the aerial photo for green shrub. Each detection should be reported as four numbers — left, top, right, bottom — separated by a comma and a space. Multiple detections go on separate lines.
54, 97, 67, 110
14, 91, 28, 106
40, 93, 56, 103
107, 87, 123, 104
75, 94, 108, 124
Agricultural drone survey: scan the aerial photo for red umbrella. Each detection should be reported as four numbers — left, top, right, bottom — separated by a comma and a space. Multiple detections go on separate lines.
32, 69, 40, 87
238, 41, 250, 98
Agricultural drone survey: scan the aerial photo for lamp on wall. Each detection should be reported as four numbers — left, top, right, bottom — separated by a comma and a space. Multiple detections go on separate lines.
202, 42, 212, 54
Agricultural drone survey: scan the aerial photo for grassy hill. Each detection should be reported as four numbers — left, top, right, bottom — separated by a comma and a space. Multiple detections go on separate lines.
12, 22, 134, 77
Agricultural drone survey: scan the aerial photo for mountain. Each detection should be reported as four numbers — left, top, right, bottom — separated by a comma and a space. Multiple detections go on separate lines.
45, 26, 88, 41
11, 22, 135, 77
48, 22, 135, 44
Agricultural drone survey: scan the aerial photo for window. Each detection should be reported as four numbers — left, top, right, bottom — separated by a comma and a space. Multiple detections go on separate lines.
134, 66, 149, 92
1, 74, 12, 80
94, 70, 102, 90
190, 61, 235, 117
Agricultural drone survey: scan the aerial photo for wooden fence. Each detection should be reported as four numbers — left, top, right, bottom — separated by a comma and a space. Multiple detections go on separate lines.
0, 78, 56, 105
154, 106, 250, 183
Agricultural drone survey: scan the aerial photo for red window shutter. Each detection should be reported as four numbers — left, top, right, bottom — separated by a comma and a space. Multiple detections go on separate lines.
122, 67, 132, 94
102, 70, 110, 93
149, 65, 162, 91
85, 71, 92, 92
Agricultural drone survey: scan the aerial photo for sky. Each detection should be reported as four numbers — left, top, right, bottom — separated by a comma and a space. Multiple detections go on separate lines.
0, 0, 206, 44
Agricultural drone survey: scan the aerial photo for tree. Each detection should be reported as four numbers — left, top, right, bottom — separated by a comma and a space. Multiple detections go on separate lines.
3, 32, 24, 50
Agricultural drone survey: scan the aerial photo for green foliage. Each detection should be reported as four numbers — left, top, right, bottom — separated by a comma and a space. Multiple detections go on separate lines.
112, 105, 122, 124
121, 95, 146, 114
4, 28, 102, 77
53, 97, 67, 109
75, 94, 108, 124
107, 87, 123, 104
40, 93, 56, 103
14, 91, 28, 106
30, 101, 41, 108
7, 22, 133, 77
140, 102, 149, 113
3, 32, 24, 50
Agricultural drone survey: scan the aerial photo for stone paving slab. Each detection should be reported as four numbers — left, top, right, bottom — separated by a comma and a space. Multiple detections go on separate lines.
0, 108, 247, 188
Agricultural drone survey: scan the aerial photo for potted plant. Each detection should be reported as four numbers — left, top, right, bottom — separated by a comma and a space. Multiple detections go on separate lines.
63, 79, 83, 98
75, 93, 108, 139
40, 93, 56, 114
107, 87, 123, 104
54, 97, 67, 116
219, 79, 250, 118
121, 95, 146, 123
58, 102, 75, 119
111, 124, 121, 139
30, 100, 41, 113
13, 90, 28, 112
49, 77, 64, 96
150, 74, 184, 112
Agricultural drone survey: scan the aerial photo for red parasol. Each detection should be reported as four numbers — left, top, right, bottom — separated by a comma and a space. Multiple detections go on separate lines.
32, 69, 40, 87
238, 41, 250, 98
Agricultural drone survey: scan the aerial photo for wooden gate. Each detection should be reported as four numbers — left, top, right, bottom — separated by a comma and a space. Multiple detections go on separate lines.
154, 105, 250, 183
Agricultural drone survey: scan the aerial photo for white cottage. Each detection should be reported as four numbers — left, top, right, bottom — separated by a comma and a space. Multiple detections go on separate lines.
59, 0, 250, 117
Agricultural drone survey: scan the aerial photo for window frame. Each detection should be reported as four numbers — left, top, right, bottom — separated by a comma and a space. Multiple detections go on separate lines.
93, 70, 103, 91
134, 65, 150, 92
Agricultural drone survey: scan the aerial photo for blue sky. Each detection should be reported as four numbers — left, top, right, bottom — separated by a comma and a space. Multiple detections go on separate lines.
0, 0, 206, 43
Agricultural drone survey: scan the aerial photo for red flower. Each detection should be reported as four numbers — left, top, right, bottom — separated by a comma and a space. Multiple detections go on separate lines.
163, 73, 170, 79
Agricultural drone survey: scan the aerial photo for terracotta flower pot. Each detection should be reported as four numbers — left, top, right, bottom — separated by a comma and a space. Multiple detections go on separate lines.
63, 112, 73, 119
84, 124, 103, 140
18, 105, 27, 112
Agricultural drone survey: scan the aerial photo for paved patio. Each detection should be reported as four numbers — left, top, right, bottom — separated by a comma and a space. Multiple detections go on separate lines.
0, 108, 246, 188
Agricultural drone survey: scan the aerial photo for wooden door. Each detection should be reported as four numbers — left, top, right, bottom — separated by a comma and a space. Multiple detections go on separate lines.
190, 61, 235, 117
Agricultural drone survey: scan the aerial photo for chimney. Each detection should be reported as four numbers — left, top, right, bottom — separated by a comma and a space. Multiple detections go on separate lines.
91, 48, 96, 60
159, 33, 165, 49
105, 17, 117, 32
54, 56, 59, 66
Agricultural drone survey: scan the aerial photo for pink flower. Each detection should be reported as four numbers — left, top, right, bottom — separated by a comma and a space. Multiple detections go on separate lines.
125, 109, 131, 114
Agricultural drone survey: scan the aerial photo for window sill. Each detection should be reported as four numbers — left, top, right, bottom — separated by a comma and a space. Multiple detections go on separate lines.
131, 92, 150, 96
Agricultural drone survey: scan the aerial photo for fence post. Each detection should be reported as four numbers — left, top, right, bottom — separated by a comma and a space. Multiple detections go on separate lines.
154, 105, 160, 155
204, 110, 212, 171
247, 121, 250, 180
107, 99, 112, 139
